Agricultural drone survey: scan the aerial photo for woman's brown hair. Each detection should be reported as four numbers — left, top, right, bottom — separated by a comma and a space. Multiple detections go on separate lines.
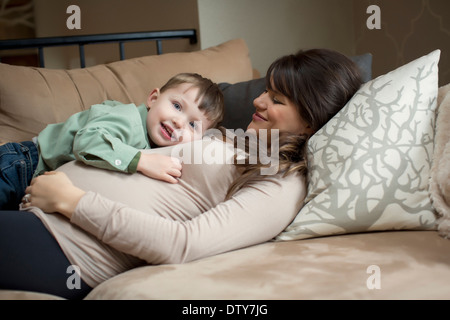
225, 49, 363, 199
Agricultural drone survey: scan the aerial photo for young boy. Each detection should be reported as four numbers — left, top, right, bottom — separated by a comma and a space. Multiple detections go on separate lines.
0, 73, 224, 209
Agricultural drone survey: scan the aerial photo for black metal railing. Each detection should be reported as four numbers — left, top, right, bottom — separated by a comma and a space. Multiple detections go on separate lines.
0, 29, 197, 68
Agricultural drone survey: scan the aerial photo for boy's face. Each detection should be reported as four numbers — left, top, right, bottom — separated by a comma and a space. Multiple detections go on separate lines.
146, 83, 213, 147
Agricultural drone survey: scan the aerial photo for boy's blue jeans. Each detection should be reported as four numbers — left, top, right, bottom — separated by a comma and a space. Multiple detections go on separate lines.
0, 141, 39, 210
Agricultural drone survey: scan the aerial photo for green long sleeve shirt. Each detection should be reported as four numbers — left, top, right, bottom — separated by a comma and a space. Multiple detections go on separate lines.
34, 100, 150, 176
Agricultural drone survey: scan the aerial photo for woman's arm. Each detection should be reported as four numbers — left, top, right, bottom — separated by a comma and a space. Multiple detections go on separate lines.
70, 173, 306, 264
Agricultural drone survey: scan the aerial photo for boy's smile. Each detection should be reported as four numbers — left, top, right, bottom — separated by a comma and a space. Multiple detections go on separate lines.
160, 122, 174, 140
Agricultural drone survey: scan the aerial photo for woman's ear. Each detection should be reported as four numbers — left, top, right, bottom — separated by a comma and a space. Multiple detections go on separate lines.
146, 88, 160, 109
305, 125, 314, 136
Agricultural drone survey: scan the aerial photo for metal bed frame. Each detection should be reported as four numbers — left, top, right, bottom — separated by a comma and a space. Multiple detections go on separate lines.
0, 29, 197, 68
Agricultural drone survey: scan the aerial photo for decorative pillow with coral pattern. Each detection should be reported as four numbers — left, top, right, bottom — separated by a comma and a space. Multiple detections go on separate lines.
276, 50, 440, 241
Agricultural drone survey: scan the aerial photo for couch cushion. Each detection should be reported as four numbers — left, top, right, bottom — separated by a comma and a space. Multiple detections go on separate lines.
276, 50, 440, 241
0, 290, 65, 300
0, 39, 253, 143
84, 231, 450, 299
219, 78, 266, 130
350, 52, 373, 83
430, 83, 450, 238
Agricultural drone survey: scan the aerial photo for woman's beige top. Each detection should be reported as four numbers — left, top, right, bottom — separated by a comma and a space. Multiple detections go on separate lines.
27, 139, 306, 288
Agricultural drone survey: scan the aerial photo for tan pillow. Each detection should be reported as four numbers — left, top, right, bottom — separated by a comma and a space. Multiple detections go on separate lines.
0, 39, 253, 143
430, 83, 450, 238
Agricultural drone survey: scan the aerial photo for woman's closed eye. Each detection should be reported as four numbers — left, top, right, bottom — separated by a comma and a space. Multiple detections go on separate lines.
272, 97, 282, 104
268, 91, 283, 105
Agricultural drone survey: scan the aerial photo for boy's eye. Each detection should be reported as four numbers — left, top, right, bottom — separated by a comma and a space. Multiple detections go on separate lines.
173, 102, 181, 110
189, 121, 198, 130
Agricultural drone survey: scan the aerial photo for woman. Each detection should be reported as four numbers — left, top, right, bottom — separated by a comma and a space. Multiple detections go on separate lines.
0, 49, 363, 299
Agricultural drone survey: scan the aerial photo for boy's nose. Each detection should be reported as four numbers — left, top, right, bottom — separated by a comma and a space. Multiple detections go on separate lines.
172, 116, 185, 129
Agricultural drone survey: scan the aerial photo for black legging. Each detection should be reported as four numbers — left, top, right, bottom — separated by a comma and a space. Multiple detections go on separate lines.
0, 210, 92, 299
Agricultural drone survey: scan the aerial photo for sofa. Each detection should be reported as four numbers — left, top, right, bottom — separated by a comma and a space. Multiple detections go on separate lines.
0, 38, 449, 300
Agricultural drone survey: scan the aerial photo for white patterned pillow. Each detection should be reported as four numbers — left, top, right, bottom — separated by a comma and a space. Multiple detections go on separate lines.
276, 50, 440, 241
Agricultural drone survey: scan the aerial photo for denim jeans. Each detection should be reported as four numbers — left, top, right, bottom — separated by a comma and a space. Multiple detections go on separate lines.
0, 141, 39, 210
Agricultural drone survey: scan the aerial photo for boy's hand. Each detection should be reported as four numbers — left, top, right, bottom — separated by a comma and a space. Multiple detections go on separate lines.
137, 153, 182, 183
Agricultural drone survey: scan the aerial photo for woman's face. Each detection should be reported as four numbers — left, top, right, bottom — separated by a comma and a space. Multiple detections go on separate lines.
247, 88, 313, 136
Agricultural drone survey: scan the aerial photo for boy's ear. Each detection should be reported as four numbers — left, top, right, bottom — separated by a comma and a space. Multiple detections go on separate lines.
146, 88, 160, 109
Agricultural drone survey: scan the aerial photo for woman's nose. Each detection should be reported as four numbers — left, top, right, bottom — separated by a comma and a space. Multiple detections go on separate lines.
253, 92, 267, 110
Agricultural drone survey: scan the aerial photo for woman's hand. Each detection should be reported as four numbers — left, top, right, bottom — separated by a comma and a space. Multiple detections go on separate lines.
22, 171, 86, 219
137, 153, 182, 184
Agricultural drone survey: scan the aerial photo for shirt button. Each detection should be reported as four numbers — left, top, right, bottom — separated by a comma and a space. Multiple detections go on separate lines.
115, 159, 122, 166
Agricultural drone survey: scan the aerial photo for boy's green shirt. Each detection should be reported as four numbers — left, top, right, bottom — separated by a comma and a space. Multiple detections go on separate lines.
34, 100, 151, 176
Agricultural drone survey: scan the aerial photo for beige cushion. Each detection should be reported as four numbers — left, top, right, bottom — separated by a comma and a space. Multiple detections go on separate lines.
430, 83, 450, 238
0, 39, 253, 143
0, 290, 64, 300
85, 231, 450, 299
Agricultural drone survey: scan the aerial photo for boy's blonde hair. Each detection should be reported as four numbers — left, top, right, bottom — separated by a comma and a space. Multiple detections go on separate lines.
160, 73, 224, 128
